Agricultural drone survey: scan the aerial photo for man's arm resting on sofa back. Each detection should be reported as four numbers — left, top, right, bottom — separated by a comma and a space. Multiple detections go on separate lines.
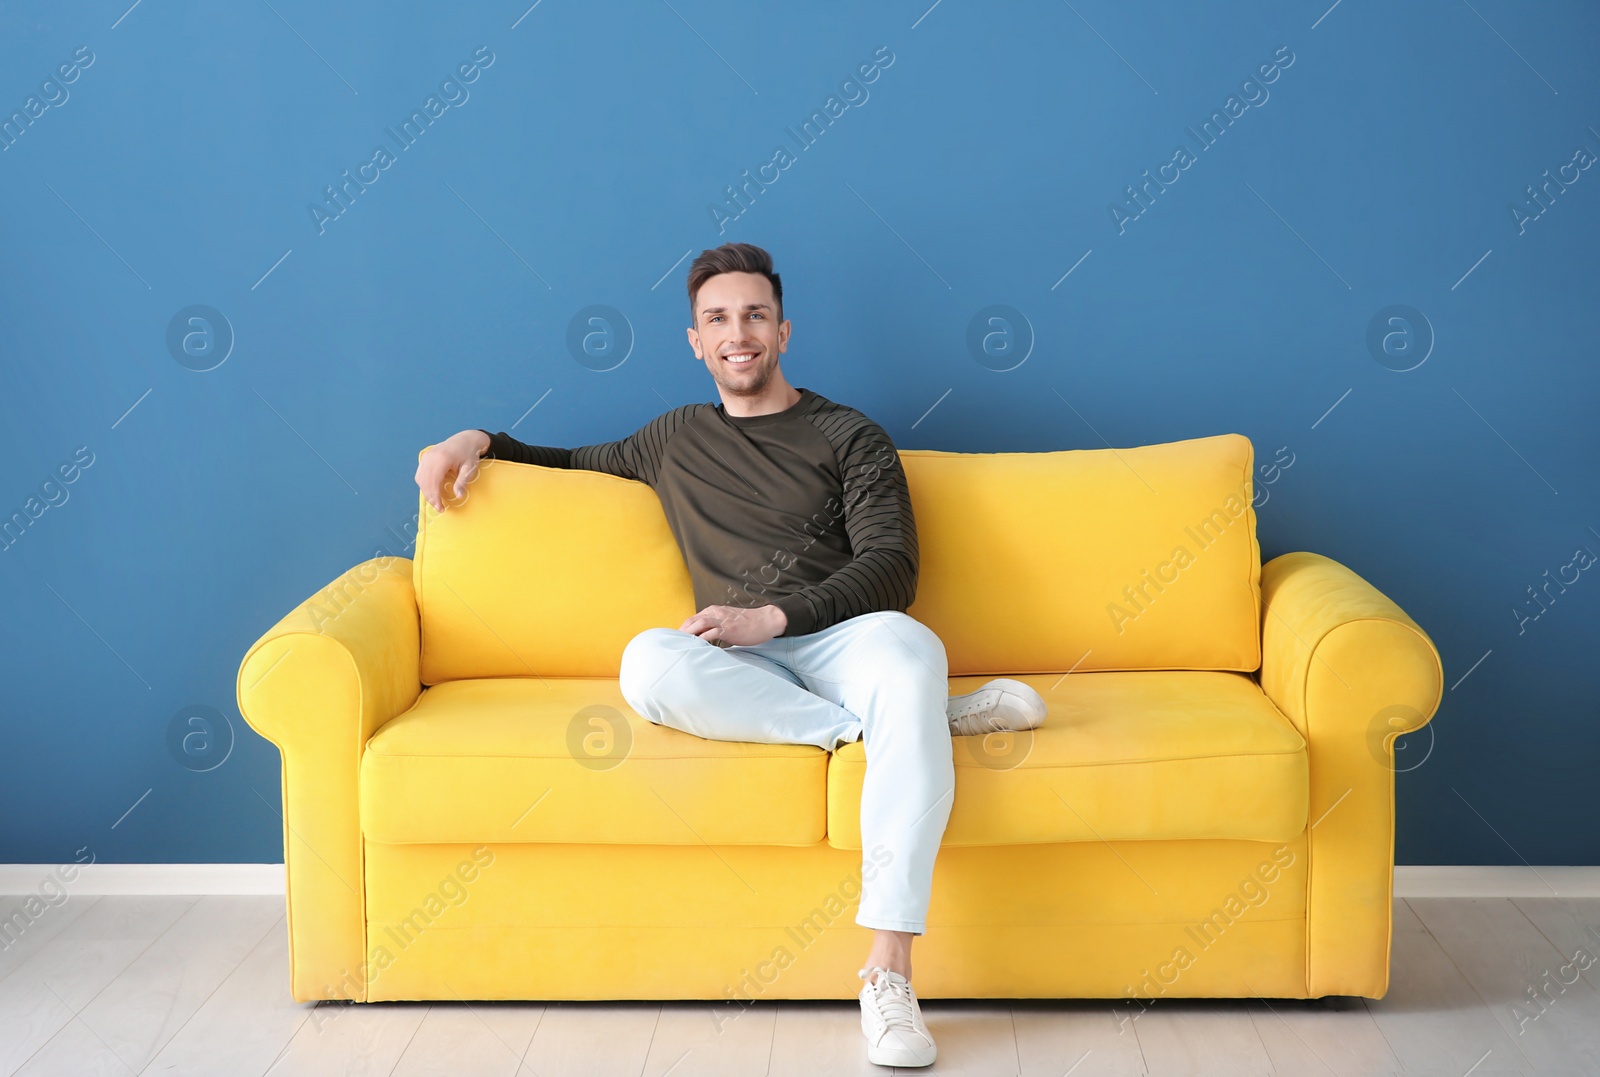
415, 409, 705, 512
414, 427, 609, 513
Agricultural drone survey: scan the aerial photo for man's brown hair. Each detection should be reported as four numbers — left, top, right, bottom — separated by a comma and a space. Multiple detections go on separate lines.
687, 242, 783, 326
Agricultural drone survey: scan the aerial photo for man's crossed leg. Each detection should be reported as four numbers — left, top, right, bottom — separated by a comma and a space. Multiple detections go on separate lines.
620, 610, 1048, 1067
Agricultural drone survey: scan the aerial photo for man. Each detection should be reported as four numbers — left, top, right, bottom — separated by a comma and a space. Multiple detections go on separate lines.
414, 242, 1046, 1068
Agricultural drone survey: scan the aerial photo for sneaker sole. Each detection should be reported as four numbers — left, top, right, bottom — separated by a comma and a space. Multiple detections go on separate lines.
866, 1040, 938, 1067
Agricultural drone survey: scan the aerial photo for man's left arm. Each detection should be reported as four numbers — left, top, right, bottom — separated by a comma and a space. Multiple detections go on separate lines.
770, 423, 919, 638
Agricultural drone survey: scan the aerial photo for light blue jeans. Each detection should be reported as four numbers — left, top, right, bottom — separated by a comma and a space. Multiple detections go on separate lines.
618, 610, 956, 935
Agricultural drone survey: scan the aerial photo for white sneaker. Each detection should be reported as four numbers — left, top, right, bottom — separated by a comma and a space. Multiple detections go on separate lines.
946, 677, 1048, 737
858, 965, 937, 1067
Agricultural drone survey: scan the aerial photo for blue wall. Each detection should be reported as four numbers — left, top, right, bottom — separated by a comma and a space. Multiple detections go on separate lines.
2, 0, 1595, 866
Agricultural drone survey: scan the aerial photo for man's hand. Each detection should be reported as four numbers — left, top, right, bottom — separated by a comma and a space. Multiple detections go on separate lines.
415, 429, 491, 513
680, 604, 787, 647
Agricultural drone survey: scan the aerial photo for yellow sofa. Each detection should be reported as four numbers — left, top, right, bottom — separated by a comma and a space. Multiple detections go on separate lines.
236, 432, 1443, 1004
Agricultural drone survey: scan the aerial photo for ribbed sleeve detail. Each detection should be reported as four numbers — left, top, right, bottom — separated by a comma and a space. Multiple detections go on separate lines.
775, 406, 919, 637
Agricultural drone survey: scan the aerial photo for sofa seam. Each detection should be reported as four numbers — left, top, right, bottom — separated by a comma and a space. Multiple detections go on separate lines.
826, 833, 1307, 849
362, 840, 829, 847
363, 749, 1307, 766
364, 751, 827, 761
829, 749, 1309, 769
358, 915, 1311, 930
361, 839, 829, 846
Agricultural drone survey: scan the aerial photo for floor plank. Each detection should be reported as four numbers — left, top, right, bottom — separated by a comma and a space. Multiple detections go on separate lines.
1364, 899, 1530, 1075
1409, 896, 1600, 1075
1125, 997, 1274, 1077
68, 895, 282, 1071
390, 1000, 546, 1077
1243, 995, 1399, 1077
0, 896, 194, 1076
264, 1000, 430, 1077
0, 895, 101, 989
902, 1000, 1020, 1076
521, 1001, 660, 1076
1509, 897, 1600, 971
769, 1000, 884, 1077
1012, 999, 1148, 1075
142, 916, 314, 1076
638, 1000, 776, 1077
13, 1017, 135, 1077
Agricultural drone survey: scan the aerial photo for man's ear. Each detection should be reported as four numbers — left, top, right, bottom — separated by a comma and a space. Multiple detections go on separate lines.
686, 325, 703, 359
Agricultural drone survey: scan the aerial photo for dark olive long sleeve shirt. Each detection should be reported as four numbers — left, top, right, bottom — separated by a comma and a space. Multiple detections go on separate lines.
476, 386, 918, 638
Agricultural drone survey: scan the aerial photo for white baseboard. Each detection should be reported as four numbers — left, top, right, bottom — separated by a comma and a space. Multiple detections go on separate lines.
0, 864, 285, 896
1393, 865, 1600, 898
2, 864, 1595, 898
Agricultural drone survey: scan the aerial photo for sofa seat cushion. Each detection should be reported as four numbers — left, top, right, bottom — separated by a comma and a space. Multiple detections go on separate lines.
360, 678, 827, 846
827, 670, 1307, 848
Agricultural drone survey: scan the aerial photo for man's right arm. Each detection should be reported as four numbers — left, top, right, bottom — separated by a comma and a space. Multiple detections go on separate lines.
477, 404, 705, 485
419, 406, 701, 512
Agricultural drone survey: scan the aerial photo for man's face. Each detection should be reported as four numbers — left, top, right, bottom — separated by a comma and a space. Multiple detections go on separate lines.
686, 271, 790, 398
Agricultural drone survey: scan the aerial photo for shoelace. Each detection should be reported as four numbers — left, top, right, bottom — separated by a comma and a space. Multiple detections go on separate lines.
859, 966, 920, 1033
951, 697, 1018, 738
948, 688, 1000, 721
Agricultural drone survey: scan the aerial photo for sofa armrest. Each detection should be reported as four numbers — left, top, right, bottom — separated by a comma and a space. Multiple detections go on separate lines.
1259, 551, 1443, 997
236, 556, 421, 1002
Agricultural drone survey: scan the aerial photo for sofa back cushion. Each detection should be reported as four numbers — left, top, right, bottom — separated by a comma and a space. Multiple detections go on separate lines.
412, 432, 1260, 682
901, 432, 1261, 675
414, 453, 695, 683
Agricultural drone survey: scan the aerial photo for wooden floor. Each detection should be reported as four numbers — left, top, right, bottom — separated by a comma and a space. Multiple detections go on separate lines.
0, 896, 1595, 1076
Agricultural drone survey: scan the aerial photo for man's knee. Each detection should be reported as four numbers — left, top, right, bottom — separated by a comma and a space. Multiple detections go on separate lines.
862, 612, 949, 680
619, 627, 696, 716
